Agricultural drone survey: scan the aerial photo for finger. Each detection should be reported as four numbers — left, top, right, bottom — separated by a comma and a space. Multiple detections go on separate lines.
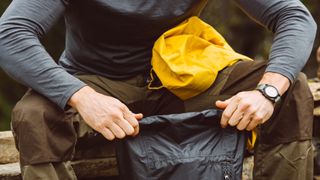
131, 113, 142, 136
122, 108, 139, 128
132, 124, 140, 137
229, 100, 251, 126
246, 113, 265, 131
246, 103, 272, 131
116, 118, 135, 136
109, 123, 126, 139
236, 113, 252, 130
134, 113, 143, 120
228, 106, 244, 126
215, 98, 232, 109
100, 128, 115, 141
220, 98, 239, 128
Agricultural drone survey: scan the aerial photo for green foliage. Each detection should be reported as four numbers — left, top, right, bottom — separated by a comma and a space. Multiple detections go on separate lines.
201, 1, 272, 58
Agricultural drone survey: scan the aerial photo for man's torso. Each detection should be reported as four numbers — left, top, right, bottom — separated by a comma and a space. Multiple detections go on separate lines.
60, 0, 208, 79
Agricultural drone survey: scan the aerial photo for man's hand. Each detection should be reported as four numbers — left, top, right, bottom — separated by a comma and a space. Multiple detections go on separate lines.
216, 90, 274, 131
216, 72, 290, 131
68, 86, 143, 140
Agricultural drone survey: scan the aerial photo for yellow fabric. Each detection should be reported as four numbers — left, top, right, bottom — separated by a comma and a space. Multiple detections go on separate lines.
247, 129, 257, 150
149, 16, 252, 99
149, 16, 257, 149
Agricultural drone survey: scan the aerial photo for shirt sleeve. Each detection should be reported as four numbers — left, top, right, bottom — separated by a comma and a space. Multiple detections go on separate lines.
0, 0, 86, 109
233, 0, 317, 82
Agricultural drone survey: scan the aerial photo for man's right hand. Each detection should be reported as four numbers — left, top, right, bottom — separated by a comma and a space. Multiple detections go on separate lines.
68, 86, 143, 140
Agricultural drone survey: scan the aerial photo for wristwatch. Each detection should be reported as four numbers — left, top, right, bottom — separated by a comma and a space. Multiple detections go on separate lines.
255, 84, 281, 104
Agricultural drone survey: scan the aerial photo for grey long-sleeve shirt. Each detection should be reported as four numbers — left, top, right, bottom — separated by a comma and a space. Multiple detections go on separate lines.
0, 0, 317, 109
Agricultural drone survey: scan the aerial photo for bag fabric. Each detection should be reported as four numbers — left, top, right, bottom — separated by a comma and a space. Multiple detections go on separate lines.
116, 109, 246, 180
149, 16, 252, 100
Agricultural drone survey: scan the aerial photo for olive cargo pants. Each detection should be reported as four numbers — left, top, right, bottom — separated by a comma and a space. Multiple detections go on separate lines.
11, 60, 314, 180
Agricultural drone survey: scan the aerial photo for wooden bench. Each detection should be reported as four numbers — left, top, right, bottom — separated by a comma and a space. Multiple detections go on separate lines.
0, 131, 119, 179
0, 130, 255, 180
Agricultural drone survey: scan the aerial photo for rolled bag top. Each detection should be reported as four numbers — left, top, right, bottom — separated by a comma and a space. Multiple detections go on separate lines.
150, 16, 252, 100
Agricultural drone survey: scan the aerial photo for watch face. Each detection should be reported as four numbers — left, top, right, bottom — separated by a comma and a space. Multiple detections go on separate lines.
265, 86, 278, 98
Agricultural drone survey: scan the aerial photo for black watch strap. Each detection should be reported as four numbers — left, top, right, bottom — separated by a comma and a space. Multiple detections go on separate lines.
255, 84, 281, 104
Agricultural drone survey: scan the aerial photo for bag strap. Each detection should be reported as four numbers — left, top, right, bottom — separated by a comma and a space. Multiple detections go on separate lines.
147, 68, 164, 90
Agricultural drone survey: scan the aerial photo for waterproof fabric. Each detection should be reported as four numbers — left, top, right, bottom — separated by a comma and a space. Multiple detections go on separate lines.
150, 16, 252, 100
116, 109, 246, 180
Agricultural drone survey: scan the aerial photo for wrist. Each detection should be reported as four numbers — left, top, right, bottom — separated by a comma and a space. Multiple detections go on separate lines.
258, 72, 290, 96
68, 86, 95, 108
255, 84, 281, 104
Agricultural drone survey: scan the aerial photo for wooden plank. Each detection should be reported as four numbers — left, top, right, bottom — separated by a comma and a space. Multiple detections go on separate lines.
0, 163, 20, 180
0, 158, 118, 180
0, 131, 19, 164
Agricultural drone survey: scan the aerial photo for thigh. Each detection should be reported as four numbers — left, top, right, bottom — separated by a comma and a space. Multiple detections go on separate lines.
76, 74, 146, 113
183, 60, 267, 112
145, 60, 267, 115
253, 140, 314, 180
12, 89, 76, 166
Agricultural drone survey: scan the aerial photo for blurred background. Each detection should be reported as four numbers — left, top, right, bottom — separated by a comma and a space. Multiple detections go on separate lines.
0, 0, 319, 130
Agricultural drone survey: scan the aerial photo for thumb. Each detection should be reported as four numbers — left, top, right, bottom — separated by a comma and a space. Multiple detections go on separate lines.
215, 98, 231, 109
134, 113, 143, 120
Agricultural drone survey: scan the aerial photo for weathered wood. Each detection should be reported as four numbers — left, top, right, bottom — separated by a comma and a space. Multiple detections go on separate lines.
0, 163, 20, 180
0, 131, 19, 164
72, 158, 118, 179
309, 80, 320, 102
308, 81, 320, 117
0, 158, 118, 180
0, 156, 256, 180
242, 156, 253, 180
315, 107, 320, 117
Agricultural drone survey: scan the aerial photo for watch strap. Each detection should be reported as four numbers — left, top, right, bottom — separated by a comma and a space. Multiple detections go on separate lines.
255, 84, 281, 104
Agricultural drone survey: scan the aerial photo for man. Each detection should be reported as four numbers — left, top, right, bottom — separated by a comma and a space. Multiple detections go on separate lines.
0, 0, 316, 179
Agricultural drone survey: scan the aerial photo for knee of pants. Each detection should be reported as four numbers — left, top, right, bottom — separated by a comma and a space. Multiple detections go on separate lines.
12, 95, 61, 129
11, 91, 64, 148
292, 73, 310, 92
289, 72, 314, 110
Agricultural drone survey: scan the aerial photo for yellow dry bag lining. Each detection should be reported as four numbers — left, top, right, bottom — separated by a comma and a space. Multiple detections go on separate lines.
150, 16, 252, 99
150, 16, 257, 149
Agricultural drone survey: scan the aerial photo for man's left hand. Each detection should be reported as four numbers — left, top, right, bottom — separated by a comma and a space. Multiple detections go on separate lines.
216, 90, 274, 131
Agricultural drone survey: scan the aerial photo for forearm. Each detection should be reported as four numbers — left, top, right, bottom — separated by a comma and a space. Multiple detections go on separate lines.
234, 0, 317, 81
0, 32, 86, 108
0, 0, 85, 109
